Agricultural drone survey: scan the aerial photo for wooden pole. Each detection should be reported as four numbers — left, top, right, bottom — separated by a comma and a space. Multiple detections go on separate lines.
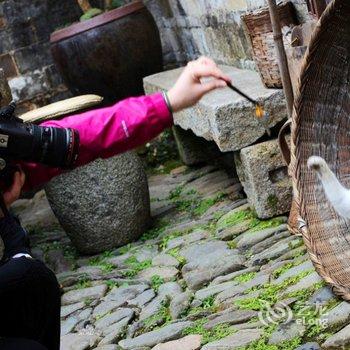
0, 69, 12, 108
77, 0, 92, 13
267, 0, 294, 119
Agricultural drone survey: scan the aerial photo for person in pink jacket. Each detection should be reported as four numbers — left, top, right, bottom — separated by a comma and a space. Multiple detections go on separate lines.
21, 57, 231, 191
0, 57, 230, 350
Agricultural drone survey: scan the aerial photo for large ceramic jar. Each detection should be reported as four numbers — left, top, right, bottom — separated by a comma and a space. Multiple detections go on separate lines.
50, 1, 163, 104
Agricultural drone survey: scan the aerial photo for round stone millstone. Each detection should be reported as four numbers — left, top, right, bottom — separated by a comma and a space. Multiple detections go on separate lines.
45, 152, 151, 254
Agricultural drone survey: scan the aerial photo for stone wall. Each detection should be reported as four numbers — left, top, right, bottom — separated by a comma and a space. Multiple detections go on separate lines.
0, 0, 310, 111
145, 0, 310, 69
0, 0, 104, 113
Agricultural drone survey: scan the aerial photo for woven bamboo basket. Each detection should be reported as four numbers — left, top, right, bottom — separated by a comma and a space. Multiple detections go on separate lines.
242, 2, 299, 88
285, 0, 350, 300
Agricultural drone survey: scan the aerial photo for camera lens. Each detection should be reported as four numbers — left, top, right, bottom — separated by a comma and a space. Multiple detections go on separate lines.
32, 125, 80, 169
27, 124, 79, 169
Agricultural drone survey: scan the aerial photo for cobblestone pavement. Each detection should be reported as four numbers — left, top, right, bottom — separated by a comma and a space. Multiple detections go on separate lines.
12, 164, 350, 350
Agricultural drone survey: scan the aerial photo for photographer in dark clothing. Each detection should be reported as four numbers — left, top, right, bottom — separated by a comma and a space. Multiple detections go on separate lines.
0, 171, 60, 350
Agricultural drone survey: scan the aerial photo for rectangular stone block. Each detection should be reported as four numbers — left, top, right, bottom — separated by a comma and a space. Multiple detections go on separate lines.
144, 65, 287, 152
234, 137, 292, 219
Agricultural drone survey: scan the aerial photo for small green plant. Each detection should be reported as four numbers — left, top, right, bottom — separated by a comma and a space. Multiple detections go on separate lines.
168, 186, 227, 218
167, 248, 186, 267
272, 262, 295, 280
183, 319, 236, 345
169, 186, 184, 200
272, 258, 307, 280
100, 262, 115, 274
192, 193, 227, 217
140, 219, 170, 241
235, 270, 315, 311
217, 209, 254, 230
233, 272, 257, 284
247, 217, 285, 232
84, 297, 93, 306
89, 255, 104, 266
88, 252, 116, 273
187, 296, 219, 317
122, 256, 152, 277
77, 0, 124, 22
139, 300, 172, 334
202, 296, 215, 309
118, 244, 132, 255
105, 280, 118, 290
186, 189, 197, 196
216, 208, 285, 233
159, 231, 183, 250
80, 8, 103, 21
227, 240, 237, 249
75, 277, 92, 289
150, 275, 165, 292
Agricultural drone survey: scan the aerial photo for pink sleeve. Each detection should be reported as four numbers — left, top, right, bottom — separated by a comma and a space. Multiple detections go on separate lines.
21, 92, 173, 191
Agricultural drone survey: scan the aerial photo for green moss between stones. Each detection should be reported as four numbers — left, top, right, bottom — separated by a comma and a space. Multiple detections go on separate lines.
150, 275, 165, 292
272, 258, 307, 280
140, 219, 170, 241
217, 209, 254, 230
138, 300, 172, 335
105, 279, 119, 290
182, 318, 236, 345
186, 296, 218, 318
247, 217, 285, 233
234, 271, 337, 347
236, 324, 303, 350
167, 248, 187, 268
227, 240, 237, 249
216, 208, 285, 233
233, 272, 257, 284
169, 186, 184, 200
121, 256, 152, 278
169, 191, 227, 217
75, 276, 92, 290
235, 270, 316, 311
159, 229, 193, 250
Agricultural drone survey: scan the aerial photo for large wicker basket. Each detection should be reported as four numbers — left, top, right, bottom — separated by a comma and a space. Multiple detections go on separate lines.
287, 0, 350, 300
243, 2, 299, 88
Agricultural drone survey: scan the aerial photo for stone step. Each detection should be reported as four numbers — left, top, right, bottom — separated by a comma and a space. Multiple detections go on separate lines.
144, 65, 287, 152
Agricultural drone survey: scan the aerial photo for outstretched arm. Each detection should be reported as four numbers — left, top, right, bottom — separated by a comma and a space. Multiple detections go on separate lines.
20, 57, 231, 191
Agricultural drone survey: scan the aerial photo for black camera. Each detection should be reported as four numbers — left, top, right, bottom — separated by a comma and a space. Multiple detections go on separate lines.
0, 101, 80, 187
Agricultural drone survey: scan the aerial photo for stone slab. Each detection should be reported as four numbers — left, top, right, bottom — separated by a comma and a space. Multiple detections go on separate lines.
144, 65, 287, 152
235, 137, 292, 219
118, 321, 193, 349
152, 335, 202, 350
201, 329, 262, 349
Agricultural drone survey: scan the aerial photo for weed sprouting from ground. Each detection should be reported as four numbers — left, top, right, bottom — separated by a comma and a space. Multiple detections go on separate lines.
233, 272, 257, 284
150, 275, 165, 292
121, 256, 152, 278
183, 318, 236, 344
